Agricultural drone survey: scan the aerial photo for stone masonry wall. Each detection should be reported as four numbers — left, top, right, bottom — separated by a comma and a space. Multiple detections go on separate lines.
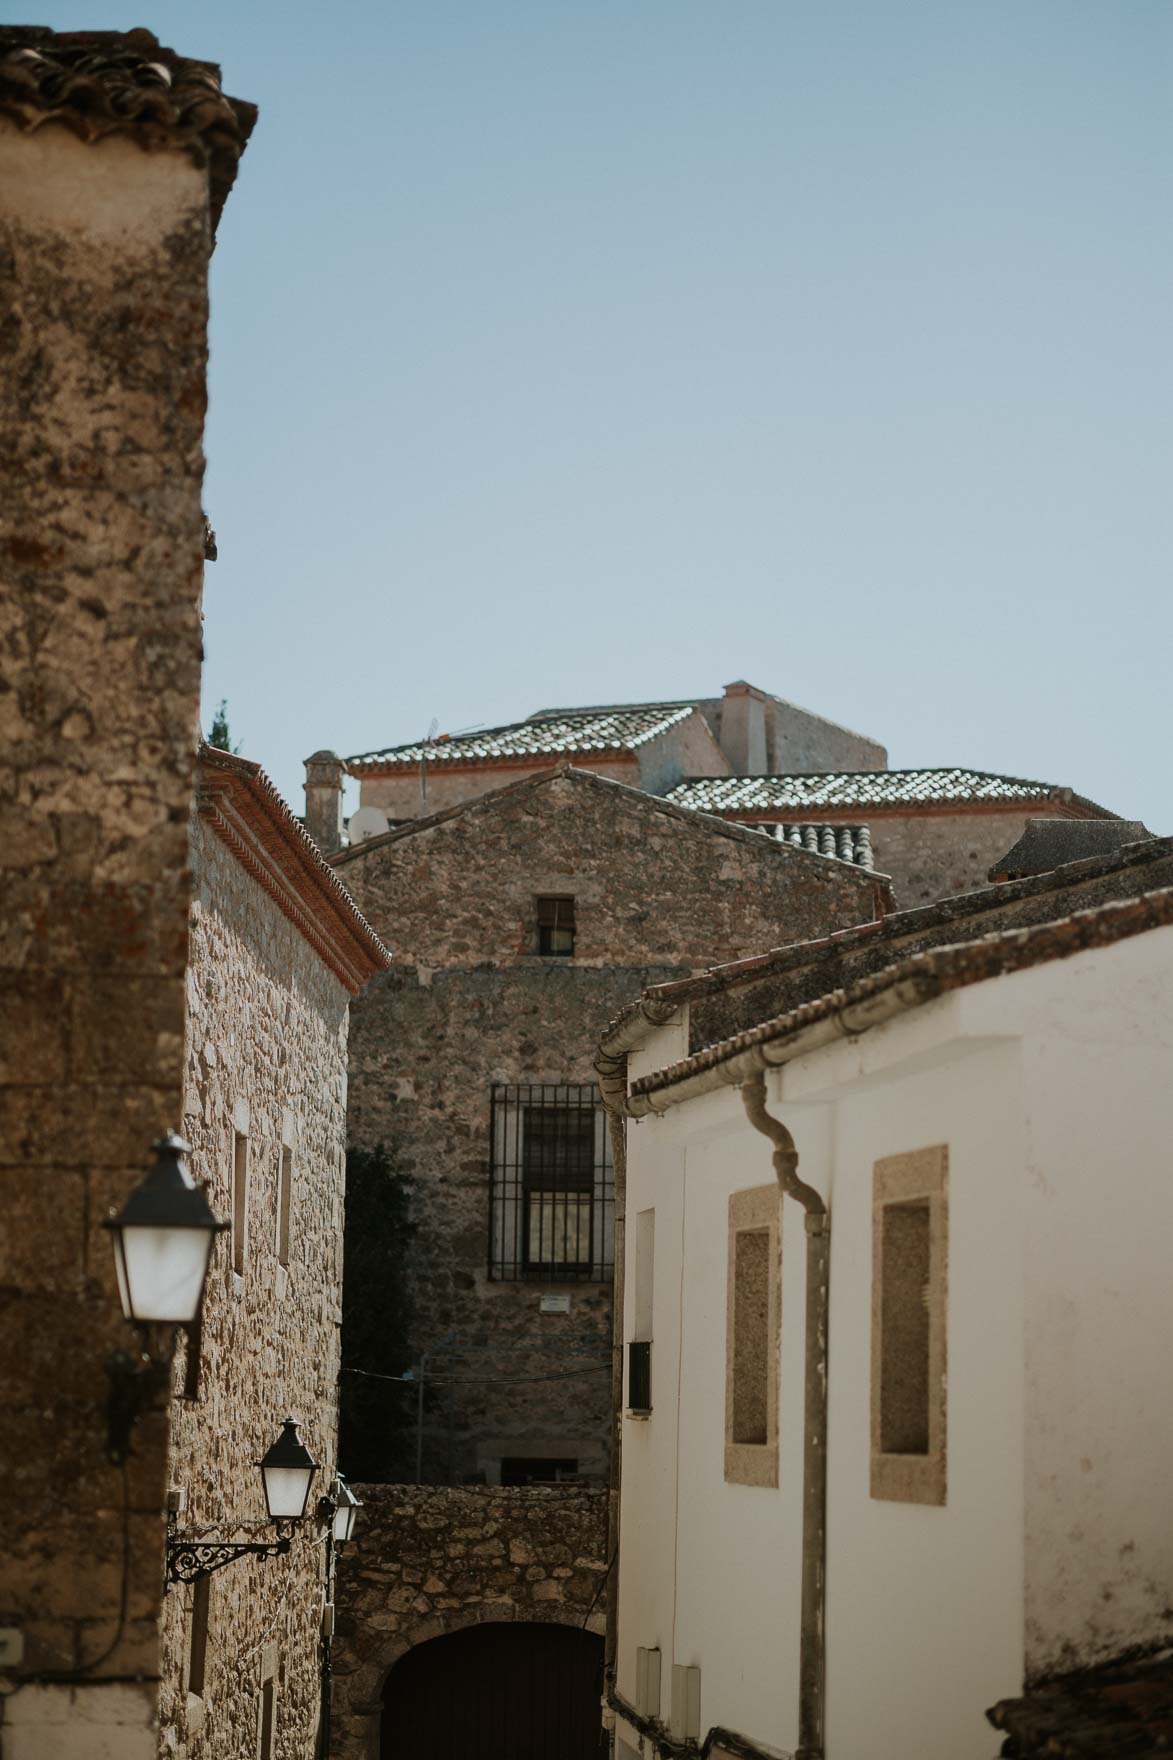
687, 836, 1173, 1052
157, 817, 351, 1760
334, 770, 888, 1485
0, 121, 211, 1754
331, 1485, 609, 1760
860, 805, 1091, 908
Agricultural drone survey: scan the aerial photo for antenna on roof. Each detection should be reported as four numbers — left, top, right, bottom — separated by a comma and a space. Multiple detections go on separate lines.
420, 718, 439, 816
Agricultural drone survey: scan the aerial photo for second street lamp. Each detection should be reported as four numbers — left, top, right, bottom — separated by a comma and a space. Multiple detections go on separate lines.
167, 1419, 322, 1584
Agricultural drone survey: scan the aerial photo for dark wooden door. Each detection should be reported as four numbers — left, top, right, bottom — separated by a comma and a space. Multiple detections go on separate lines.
381, 1622, 605, 1760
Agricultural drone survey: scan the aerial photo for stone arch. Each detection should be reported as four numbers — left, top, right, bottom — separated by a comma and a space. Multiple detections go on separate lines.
330, 1485, 609, 1760
379, 1617, 605, 1758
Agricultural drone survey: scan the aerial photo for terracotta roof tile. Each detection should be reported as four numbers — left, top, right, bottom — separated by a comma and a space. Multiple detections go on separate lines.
0, 26, 256, 233
347, 705, 698, 772
667, 768, 1113, 816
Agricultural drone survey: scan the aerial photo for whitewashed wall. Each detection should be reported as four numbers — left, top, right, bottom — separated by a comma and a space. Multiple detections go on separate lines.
614, 922, 1173, 1758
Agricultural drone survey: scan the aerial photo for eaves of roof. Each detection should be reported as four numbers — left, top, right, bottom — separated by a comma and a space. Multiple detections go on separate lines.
197, 746, 389, 993
0, 27, 256, 235
596, 832, 1173, 1077
624, 884, 1173, 1116
344, 704, 698, 772
667, 767, 1114, 818
331, 764, 894, 899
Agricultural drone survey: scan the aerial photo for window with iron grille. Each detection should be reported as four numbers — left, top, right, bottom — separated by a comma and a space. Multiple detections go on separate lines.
536, 895, 576, 957
489, 1083, 614, 1281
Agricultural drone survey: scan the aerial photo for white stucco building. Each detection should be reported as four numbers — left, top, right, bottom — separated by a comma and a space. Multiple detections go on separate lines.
600, 882, 1173, 1760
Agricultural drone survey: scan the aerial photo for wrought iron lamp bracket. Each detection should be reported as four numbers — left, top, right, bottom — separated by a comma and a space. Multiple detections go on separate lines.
165, 1517, 293, 1585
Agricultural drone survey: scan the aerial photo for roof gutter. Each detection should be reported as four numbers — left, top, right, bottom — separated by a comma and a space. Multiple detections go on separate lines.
617, 975, 935, 1119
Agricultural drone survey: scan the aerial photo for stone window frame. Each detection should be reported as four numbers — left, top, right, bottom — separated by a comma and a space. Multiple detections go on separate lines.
870, 1144, 948, 1506
724, 1184, 780, 1489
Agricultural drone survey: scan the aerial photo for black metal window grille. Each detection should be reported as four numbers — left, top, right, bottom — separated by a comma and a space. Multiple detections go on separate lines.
489, 1084, 614, 1281
536, 895, 576, 957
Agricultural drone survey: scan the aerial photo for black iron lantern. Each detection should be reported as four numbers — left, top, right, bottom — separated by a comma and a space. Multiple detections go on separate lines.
258, 1418, 319, 1521
331, 1474, 362, 1545
104, 1133, 226, 1325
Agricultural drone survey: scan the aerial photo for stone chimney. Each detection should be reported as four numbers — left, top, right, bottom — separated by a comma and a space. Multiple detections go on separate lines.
304, 750, 344, 853
719, 680, 769, 774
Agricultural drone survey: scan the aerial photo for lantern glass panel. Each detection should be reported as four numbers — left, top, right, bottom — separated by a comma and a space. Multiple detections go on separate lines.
119, 1224, 215, 1324
333, 1501, 356, 1543
263, 1465, 314, 1521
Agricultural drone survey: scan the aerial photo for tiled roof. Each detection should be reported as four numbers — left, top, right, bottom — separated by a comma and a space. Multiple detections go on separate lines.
667, 769, 1113, 815
990, 818, 1152, 881
988, 1647, 1173, 1758
347, 705, 697, 772
0, 27, 256, 234
627, 885, 1173, 1106
746, 823, 874, 869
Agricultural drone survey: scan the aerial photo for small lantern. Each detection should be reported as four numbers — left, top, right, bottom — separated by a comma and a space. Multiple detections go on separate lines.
332, 1475, 362, 1545
258, 1419, 319, 1521
104, 1134, 226, 1325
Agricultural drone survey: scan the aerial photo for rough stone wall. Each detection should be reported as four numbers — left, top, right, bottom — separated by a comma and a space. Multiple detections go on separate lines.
335, 771, 887, 1485
157, 818, 351, 1760
331, 1485, 608, 1760
686, 836, 1173, 1052
857, 806, 1088, 908
0, 121, 211, 1751
767, 697, 887, 774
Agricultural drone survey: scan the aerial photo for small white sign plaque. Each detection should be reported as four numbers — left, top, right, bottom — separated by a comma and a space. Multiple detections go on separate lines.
540, 1293, 571, 1315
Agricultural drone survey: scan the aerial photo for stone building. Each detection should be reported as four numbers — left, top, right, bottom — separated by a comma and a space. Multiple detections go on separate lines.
158, 747, 387, 1760
320, 764, 891, 1756
314, 679, 887, 847
0, 27, 256, 1758
667, 767, 1123, 908
323, 688, 1128, 911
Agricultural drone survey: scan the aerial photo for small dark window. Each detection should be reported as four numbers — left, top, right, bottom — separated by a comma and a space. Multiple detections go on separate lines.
536, 895, 576, 957
188, 1573, 211, 1697
500, 1457, 579, 1486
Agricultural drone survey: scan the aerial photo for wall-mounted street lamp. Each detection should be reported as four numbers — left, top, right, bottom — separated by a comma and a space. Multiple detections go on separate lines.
103, 1133, 227, 1463
166, 1418, 320, 1584
105, 1131, 226, 1325
319, 1473, 362, 1547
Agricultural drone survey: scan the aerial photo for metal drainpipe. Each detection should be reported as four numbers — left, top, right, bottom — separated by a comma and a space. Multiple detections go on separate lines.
741, 1072, 829, 1760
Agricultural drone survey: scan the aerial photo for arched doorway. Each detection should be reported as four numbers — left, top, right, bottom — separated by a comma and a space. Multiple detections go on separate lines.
381, 1621, 606, 1759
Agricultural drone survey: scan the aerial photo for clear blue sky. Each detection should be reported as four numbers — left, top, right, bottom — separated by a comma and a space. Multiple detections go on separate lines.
50, 2, 1173, 823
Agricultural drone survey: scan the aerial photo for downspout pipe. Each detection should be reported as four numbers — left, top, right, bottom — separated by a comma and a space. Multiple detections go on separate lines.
742, 1073, 828, 1760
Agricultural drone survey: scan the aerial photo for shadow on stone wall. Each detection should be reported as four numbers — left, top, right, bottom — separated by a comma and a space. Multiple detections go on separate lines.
331, 1483, 609, 1759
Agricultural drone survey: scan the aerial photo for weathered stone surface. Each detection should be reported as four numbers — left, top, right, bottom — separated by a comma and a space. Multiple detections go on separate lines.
157, 815, 351, 1760
330, 1485, 608, 1760
0, 110, 211, 1739
335, 768, 888, 1485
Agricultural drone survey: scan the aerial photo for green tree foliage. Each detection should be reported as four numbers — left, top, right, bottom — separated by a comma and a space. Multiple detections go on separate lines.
339, 1144, 419, 1482
207, 699, 239, 753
